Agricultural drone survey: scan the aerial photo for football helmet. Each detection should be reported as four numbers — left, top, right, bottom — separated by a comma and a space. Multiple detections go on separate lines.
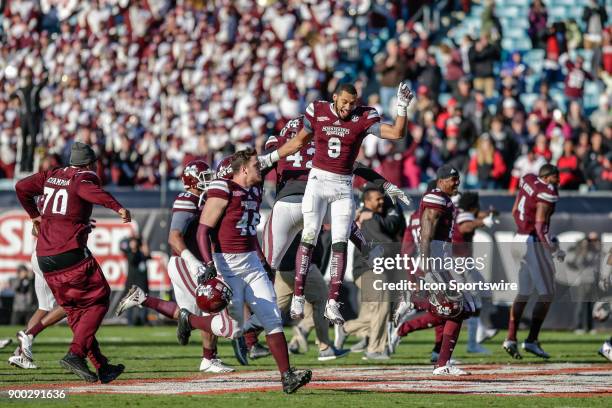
182, 160, 215, 191
196, 277, 233, 313
216, 156, 234, 180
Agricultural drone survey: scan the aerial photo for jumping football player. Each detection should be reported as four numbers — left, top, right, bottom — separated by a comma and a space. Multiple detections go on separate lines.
260, 82, 414, 325
503, 164, 563, 360
196, 148, 312, 394
15, 142, 129, 383
116, 160, 237, 373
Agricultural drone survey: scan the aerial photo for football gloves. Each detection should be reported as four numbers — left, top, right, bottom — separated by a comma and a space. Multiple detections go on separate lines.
396, 82, 415, 116
383, 182, 411, 206
197, 262, 217, 285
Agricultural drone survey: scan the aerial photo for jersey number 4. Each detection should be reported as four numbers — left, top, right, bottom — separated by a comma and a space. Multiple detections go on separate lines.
517, 196, 526, 221
42, 187, 68, 215
287, 146, 315, 168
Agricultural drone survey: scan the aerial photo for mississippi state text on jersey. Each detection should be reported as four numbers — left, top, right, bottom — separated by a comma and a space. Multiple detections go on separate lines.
513, 174, 559, 235
206, 179, 262, 253
15, 167, 123, 256
171, 191, 205, 259
418, 188, 455, 242
305, 101, 380, 175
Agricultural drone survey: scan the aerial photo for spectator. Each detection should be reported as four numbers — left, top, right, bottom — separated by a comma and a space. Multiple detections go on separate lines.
582, 0, 608, 50
10, 264, 35, 325
468, 134, 507, 189
489, 115, 519, 178
337, 185, 404, 360
119, 235, 151, 326
528, 0, 548, 49
557, 139, 583, 189
374, 39, 407, 118
480, 0, 503, 41
544, 23, 568, 84
501, 52, 529, 94
589, 94, 611, 133
509, 144, 547, 192
566, 101, 590, 138
468, 34, 501, 98
591, 152, 612, 190
563, 55, 594, 102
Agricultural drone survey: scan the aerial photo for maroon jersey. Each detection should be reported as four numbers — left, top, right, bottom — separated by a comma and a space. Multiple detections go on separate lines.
265, 117, 316, 200
206, 179, 262, 254
401, 210, 421, 256
452, 210, 476, 257
15, 167, 123, 257
513, 174, 559, 235
418, 188, 455, 242
171, 192, 205, 260
305, 101, 380, 175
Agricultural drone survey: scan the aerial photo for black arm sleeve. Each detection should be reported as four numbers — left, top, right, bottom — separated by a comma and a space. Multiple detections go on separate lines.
353, 162, 386, 188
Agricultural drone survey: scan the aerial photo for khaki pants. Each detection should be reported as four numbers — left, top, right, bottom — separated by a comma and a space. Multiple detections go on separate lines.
275, 265, 331, 347
344, 270, 390, 354
473, 77, 495, 98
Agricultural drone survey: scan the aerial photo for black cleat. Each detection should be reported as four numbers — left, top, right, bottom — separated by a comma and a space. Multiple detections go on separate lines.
98, 363, 125, 384
177, 308, 192, 345
59, 353, 98, 383
281, 367, 312, 394
232, 336, 249, 366
502, 340, 523, 360
249, 343, 271, 360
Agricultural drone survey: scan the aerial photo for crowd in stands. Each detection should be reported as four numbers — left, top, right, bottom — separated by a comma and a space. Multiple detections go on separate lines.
0, 0, 610, 191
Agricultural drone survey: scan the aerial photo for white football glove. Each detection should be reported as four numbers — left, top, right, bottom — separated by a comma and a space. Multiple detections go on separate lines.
396, 82, 415, 116
482, 213, 499, 228
383, 182, 411, 206
258, 151, 280, 171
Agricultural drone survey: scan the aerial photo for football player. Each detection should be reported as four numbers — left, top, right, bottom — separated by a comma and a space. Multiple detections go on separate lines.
503, 164, 563, 359
259, 82, 414, 325
116, 160, 237, 373
15, 142, 129, 383
388, 165, 476, 376
196, 148, 312, 394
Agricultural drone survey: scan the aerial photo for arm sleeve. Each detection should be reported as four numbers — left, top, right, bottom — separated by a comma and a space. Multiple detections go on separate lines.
76, 173, 123, 212
15, 171, 48, 218
170, 211, 196, 235
353, 162, 386, 187
196, 224, 214, 264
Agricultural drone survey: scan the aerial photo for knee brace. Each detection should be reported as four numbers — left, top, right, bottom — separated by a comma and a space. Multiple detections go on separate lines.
331, 241, 347, 252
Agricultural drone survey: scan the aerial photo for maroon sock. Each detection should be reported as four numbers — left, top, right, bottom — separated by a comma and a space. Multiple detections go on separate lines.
399, 311, 444, 337
349, 222, 366, 252
507, 301, 527, 342
433, 324, 444, 352
25, 322, 45, 338
203, 347, 216, 360
526, 302, 550, 342
437, 319, 462, 367
245, 330, 260, 349
266, 332, 290, 374
188, 315, 213, 333
328, 248, 347, 301
143, 296, 178, 319
294, 244, 314, 297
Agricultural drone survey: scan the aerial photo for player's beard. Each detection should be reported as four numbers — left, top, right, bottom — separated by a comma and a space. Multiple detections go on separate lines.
334, 103, 351, 120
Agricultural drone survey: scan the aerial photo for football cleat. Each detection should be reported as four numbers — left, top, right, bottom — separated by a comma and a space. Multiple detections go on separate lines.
324, 299, 345, 325
292, 325, 309, 353
116, 285, 147, 316
290, 295, 306, 320
502, 340, 523, 359
281, 367, 312, 394
59, 353, 98, 383
199, 358, 235, 373
98, 363, 125, 384
0, 338, 12, 349
16, 331, 34, 361
388, 325, 402, 355
232, 336, 249, 366
393, 300, 414, 326
433, 364, 470, 376
522, 341, 550, 359
334, 325, 347, 350
249, 343, 271, 360
176, 308, 193, 346
350, 337, 368, 353
598, 340, 612, 362
318, 346, 349, 361
8, 355, 37, 369
476, 326, 499, 344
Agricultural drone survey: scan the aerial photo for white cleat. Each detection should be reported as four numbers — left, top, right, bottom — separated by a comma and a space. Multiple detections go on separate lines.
116, 285, 147, 316
393, 300, 414, 326
17, 331, 33, 361
199, 358, 235, 373
290, 295, 306, 320
8, 355, 37, 369
598, 341, 612, 362
388, 325, 402, 355
324, 299, 345, 326
0, 338, 12, 349
433, 364, 470, 376
522, 341, 550, 359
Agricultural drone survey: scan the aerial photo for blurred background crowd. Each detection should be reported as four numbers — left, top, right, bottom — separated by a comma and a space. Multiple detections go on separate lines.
0, 0, 610, 191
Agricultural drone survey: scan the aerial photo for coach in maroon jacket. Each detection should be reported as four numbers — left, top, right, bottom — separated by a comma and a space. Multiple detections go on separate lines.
15, 142, 131, 384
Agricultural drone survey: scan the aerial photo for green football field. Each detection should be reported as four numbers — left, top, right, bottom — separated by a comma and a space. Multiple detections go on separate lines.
0, 325, 610, 407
